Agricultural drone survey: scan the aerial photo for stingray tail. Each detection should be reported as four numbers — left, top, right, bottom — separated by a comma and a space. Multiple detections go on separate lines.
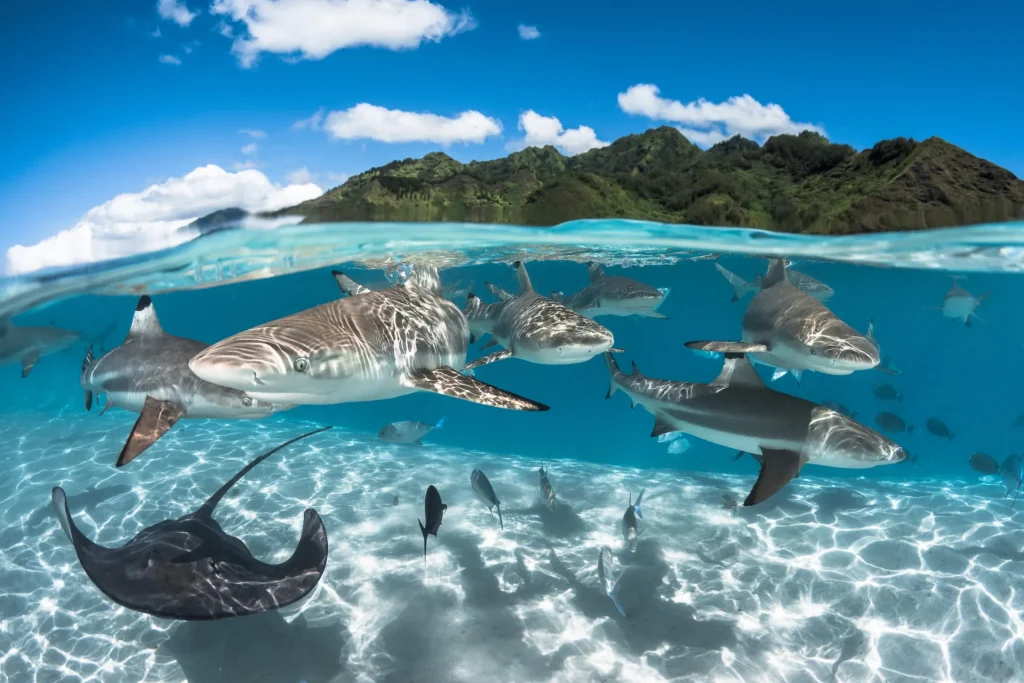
195, 426, 332, 518
419, 518, 428, 562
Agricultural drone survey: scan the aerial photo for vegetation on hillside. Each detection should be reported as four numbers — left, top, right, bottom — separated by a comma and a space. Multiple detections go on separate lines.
272, 128, 1024, 234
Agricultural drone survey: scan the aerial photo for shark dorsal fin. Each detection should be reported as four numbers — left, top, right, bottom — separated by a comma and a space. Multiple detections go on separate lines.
513, 261, 534, 294
713, 354, 766, 388
126, 296, 165, 340
587, 262, 605, 283
404, 266, 443, 297
333, 271, 371, 296
762, 259, 788, 289
194, 427, 332, 519
866, 319, 877, 343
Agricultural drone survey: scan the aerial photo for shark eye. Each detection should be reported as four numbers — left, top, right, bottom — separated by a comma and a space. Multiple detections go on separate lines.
242, 397, 252, 407
809, 348, 818, 356
294, 357, 310, 373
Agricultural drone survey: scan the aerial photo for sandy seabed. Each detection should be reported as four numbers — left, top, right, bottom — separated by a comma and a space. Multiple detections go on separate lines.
0, 414, 1022, 683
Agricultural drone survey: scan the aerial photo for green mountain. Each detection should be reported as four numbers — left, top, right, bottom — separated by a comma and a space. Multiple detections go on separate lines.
275, 128, 1024, 234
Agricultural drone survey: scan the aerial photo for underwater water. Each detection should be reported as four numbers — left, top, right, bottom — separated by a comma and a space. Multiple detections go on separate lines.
2, 219, 1024, 683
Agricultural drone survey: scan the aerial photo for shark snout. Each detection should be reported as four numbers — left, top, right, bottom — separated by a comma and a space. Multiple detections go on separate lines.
814, 336, 879, 373
189, 340, 286, 392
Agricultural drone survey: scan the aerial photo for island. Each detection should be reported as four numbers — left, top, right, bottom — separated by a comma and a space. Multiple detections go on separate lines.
264, 128, 1024, 234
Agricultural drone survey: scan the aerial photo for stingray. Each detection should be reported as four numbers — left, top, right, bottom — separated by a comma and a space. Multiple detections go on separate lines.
52, 426, 332, 621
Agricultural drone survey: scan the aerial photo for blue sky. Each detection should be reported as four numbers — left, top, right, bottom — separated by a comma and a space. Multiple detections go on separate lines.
1, 0, 1022, 270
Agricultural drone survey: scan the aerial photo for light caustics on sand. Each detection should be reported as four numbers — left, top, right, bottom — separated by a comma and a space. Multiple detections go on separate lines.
1, 416, 1022, 683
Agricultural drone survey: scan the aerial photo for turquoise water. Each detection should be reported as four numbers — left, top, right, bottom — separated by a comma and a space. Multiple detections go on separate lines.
2, 219, 1024, 682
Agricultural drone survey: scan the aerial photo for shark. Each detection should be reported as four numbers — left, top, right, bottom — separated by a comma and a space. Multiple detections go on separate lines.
690, 259, 878, 384
714, 262, 834, 303
52, 427, 331, 620
604, 351, 906, 505
462, 261, 617, 370
551, 263, 668, 319
188, 266, 547, 412
940, 277, 989, 327
81, 296, 283, 467
0, 318, 81, 377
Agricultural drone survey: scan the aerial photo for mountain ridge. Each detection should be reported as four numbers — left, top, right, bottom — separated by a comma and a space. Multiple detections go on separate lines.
269, 128, 1024, 234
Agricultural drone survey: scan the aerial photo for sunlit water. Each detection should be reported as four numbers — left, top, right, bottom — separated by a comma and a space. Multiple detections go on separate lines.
2, 220, 1023, 683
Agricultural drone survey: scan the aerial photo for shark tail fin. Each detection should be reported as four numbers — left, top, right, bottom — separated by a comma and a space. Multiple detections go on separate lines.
82, 346, 95, 411
418, 518, 428, 562
714, 263, 754, 302
604, 352, 622, 398
609, 579, 626, 617
634, 488, 645, 520
512, 261, 534, 294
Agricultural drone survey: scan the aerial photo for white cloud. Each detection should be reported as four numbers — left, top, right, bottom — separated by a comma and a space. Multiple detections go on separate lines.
157, 0, 197, 27
5, 165, 322, 275
286, 167, 314, 184
293, 108, 325, 130
617, 84, 823, 146
211, 0, 476, 68
676, 127, 729, 148
159, 54, 182, 65
514, 110, 608, 156
232, 159, 261, 170
517, 24, 540, 40
152, 26, 162, 37
241, 142, 259, 155
325, 172, 351, 185
218, 20, 234, 38
321, 103, 501, 144
182, 40, 200, 54
239, 128, 267, 138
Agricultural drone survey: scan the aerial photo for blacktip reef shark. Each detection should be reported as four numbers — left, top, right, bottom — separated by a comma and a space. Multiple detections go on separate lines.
938, 277, 989, 327
690, 259, 878, 384
604, 351, 906, 506
461, 261, 618, 370
52, 427, 331, 620
551, 263, 669, 319
714, 261, 834, 303
0, 318, 81, 377
188, 265, 547, 411
81, 296, 283, 467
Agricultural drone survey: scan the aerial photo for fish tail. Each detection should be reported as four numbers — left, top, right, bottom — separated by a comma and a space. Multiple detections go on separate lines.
634, 489, 645, 520
603, 352, 621, 399
82, 346, 95, 411
609, 580, 626, 617
418, 519, 428, 562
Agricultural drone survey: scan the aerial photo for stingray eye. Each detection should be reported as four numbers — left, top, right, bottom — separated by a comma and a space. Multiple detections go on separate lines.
242, 397, 252, 407
294, 357, 310, 373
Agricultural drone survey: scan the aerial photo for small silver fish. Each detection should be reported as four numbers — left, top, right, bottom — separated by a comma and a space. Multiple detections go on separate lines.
621, 489, 645, 552
597, 547, 625, 617
538, 466, 558, 511
378, 417, 445, 445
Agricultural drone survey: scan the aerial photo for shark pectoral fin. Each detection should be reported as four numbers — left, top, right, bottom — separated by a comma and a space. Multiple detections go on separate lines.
790, 369, 803, 385
743, 448, 805, 506
685, 341, 769, 354
84, 391, 93, 412
480, 338, 500, 350
98, 400, 113, 417
21, 353, 39, 378
640, 310, 668, 319
465, 348, 514, 370
116, 396, 187, 467
404, 366, 548, 411
771, 368, 788, 382
332, 270, 370, 296
650, 415, 679, 438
